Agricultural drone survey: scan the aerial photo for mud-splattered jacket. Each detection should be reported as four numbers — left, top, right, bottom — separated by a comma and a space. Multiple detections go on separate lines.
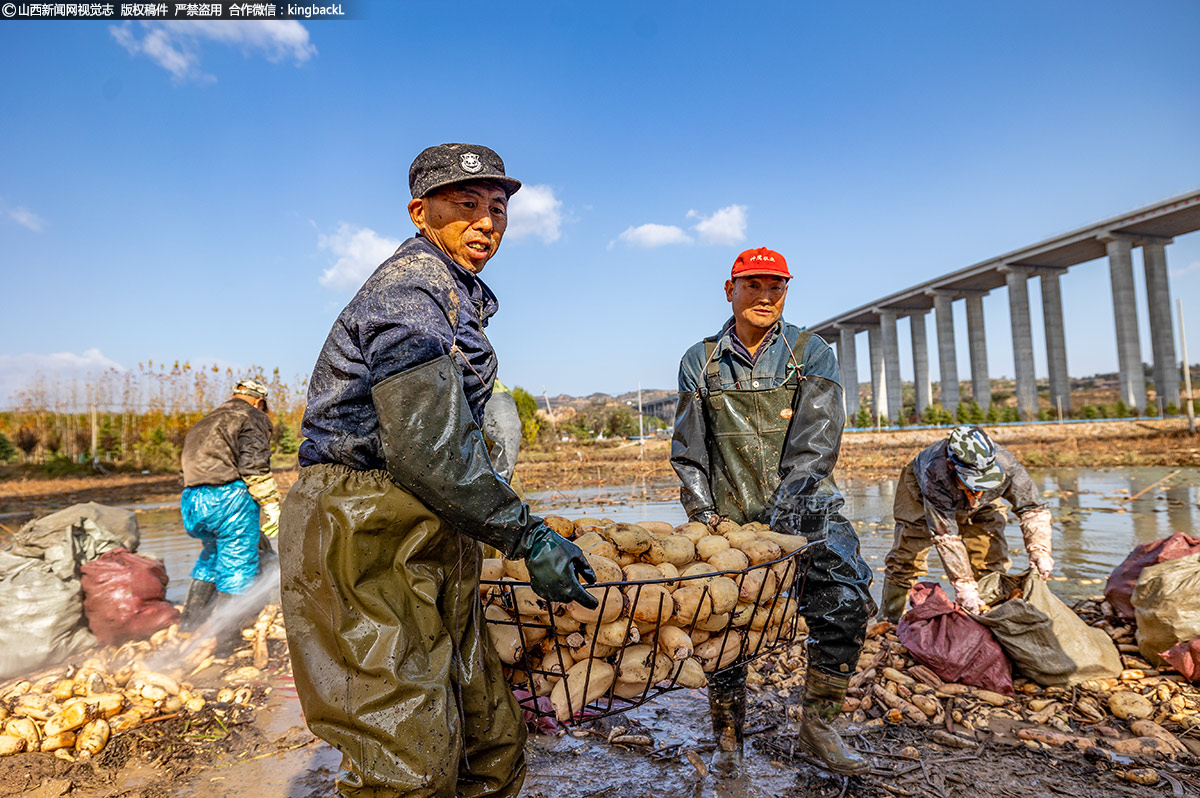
181, 398, 273, 488
299, 234, 499, 471
913, 439, 1045, 537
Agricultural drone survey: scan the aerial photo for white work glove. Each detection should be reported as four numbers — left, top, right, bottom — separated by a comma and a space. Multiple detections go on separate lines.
933, 534, 982, 613
951, 578, 983, 614
1019, 508, 1054, 580
260, 501, 281, 538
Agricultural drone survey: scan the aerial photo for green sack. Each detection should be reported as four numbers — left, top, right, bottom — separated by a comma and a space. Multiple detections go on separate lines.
1132, 551, 1200, 667
975, 570, 1122, 686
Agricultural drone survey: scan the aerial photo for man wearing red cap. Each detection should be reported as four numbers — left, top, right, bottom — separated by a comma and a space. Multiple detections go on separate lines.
672, 248, 874, 777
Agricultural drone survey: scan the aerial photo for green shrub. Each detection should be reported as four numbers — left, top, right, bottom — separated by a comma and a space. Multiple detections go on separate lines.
43, 454, 88, 478
1079, 404, 1098, 419
0, 433, 16, 464
853, 404, 873, 428
921, 404, 943, 426
274, 421, 301, 454
135, 427, 181, 472
511, 387, 541, 444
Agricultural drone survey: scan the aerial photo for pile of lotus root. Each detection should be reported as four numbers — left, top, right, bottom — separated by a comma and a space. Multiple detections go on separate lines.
481, 517, 810, 723
0, 603, 287, 760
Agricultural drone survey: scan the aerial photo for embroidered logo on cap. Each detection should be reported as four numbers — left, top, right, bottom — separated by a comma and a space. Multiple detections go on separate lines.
749, 253, 777, 262
460, 152, 483, 173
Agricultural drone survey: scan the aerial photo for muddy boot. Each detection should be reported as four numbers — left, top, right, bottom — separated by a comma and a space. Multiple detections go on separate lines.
797, 666, 869, 776
212, 591, 261, 657
179, 579, 216, 633
708, 666, 747, 777
875, 580, 909, 624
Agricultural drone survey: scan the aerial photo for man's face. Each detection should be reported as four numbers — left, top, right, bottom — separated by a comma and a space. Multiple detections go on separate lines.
725, 275, 789, 331
408, 182, 508, 272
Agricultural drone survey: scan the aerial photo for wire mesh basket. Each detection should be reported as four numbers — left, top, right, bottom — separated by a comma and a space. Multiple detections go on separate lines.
481, 538, 816, 724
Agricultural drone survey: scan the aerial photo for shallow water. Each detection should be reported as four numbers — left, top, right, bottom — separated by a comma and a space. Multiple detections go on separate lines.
124, 465, 1200, 608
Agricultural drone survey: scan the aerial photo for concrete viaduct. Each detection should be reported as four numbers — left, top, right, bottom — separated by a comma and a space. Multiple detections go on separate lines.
807, 189, 1200, 421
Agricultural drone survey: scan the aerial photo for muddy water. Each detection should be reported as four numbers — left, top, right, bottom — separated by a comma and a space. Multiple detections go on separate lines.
128, 466, 1200, 606
118, 466, 1198, 797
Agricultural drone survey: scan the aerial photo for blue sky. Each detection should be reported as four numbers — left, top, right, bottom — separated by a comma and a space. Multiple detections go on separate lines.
2, 1, 1199, 407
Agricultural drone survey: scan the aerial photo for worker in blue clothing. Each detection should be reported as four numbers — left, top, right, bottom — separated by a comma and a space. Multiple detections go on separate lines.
178, 378, 281, 641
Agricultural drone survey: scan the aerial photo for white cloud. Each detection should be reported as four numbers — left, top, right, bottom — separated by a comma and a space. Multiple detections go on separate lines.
506, 184, 563, 244
1170, 261, 1200, 279
110, 21, 315, 81
613, 204, 749, 249
8, 206, 45, 232
688, 204, 747, 245
616, 223, 693, 249
317, 222, 401, 291
0, 349, 125, 407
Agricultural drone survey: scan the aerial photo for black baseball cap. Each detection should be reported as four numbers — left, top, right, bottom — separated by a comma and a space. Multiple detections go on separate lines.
409, 143, 522, 199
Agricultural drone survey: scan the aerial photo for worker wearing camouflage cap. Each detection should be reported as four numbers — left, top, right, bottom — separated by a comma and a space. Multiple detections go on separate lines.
178, 378, 281, 641
671, 248, 875, 777
879, 425, 1053, 621
280, 144, 596, 797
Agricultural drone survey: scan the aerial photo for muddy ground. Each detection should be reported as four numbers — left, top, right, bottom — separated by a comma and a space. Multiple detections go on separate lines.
0, 640, 1190, 798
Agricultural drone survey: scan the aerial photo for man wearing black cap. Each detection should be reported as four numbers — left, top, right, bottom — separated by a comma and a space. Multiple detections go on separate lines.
280, 143, 596, 797
671, 248, 874, 777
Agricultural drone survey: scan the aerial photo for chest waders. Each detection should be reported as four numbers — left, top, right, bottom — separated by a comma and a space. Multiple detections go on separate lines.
697, 329, 808, 776
700, 330, 810, 525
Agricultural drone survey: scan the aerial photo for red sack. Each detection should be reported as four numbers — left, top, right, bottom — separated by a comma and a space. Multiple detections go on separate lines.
897, 582, 1014, 695
81, 548, 179, 645
1105, 532, 1200, 620
1161, 638, 1200, 682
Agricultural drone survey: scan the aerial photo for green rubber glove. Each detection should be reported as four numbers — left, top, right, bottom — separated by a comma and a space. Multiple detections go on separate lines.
520, 524, 598, 608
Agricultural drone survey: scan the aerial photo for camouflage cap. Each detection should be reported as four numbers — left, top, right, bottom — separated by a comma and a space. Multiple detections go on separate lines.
947, 425, 1005, 491
235, 379, 269, 400
409, 143, 521, 199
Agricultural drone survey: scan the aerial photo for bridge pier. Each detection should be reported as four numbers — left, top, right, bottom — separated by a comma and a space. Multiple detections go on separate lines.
1143, 240, 1179, 411
879, 310, 903, 422
866, 323, 888, 425
909, 310, 932, 415
965, 292, 990, 410
1004, 265, 1038, 420
930, 290, 959, 414
1104, 237, 1147, 411
1041, 271, 1071, 416
836, 325, 860, 419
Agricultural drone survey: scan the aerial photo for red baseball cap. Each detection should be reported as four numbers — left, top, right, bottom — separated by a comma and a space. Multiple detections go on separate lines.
731, 247, 792, 280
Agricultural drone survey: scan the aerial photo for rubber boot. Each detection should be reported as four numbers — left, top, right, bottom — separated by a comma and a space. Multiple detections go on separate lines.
797, 666, 869, 776
179, 579, 216, 633
875, 580, 910, 624
212, 591, 261, 657
708, 665, 747, 777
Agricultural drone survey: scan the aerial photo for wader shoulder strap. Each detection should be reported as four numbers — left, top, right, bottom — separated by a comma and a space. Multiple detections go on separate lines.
782, 328, 811, 384
702, 337, 721, 395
